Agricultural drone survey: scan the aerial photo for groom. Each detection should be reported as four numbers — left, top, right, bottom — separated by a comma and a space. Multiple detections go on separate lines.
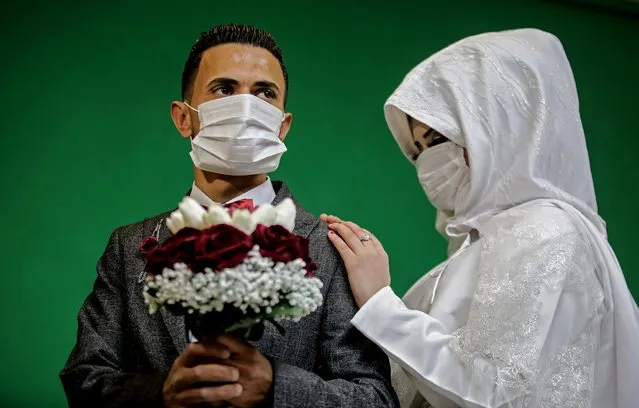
60, 23, 398, 408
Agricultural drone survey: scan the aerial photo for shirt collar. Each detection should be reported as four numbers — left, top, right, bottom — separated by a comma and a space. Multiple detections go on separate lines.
189, 177, 276, 207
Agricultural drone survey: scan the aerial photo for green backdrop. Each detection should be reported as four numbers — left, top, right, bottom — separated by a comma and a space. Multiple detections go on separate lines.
1, 0, 637, 406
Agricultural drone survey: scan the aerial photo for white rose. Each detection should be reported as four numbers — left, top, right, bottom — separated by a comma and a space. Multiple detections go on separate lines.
178, 197, 207, 229
230, 209, 257, 234
204, 204, 232, 228
273, 199, 296, 232
166, 212, 185, 234
251, 204, 278, 227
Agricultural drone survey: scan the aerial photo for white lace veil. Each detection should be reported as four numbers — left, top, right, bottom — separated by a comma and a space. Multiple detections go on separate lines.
383, 28, 639, 407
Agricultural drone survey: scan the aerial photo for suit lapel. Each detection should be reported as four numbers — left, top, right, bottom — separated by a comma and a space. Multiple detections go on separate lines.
271, 181, 319, 239
155, 217, 188, 353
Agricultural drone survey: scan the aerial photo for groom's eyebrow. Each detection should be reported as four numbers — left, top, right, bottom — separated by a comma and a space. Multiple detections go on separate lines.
206, 77, 239, 89
253, 80, 280, 91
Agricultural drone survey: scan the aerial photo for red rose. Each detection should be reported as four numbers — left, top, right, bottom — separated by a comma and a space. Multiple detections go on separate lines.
139, 236, 158, 255
193, 224, 253, 272
145, 228, 199, 275
252, 225, 317, 275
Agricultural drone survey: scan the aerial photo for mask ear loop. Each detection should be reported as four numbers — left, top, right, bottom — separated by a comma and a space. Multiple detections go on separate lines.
183, 102, 202, 138
183, 102, 198, 112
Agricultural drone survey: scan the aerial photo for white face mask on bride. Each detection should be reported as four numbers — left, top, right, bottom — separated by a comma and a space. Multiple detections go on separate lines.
416, 142, 470, 213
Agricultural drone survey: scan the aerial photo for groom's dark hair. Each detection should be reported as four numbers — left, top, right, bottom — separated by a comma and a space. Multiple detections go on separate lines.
181, 23, 289, 106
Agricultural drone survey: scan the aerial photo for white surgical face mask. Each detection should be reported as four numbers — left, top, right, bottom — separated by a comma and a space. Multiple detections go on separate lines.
185, 94, 287, 176
416, 141, 469, 213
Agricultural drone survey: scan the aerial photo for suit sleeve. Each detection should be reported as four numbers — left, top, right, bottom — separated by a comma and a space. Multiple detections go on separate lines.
60, 228, 166, 408
270, 243, 400, 407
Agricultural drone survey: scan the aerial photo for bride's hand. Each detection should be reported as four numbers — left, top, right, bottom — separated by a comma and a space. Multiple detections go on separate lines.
320, 214, 390, 308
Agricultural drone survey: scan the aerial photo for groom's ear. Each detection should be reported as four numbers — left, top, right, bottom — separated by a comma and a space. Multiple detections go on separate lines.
171, 101, 196, 139
278, 113, 293, 142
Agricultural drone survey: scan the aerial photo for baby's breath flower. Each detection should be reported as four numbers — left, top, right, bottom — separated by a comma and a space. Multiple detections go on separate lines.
143, 246, 323, 323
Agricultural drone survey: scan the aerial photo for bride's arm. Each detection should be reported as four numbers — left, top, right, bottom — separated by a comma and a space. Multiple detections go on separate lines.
351, 217, 600, 408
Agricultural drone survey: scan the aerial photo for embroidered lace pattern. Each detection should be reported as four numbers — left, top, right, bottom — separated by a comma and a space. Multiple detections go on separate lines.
449, 209, 602, 407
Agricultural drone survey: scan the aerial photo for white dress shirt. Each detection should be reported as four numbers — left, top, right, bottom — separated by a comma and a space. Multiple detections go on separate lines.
189, 177, 276, 207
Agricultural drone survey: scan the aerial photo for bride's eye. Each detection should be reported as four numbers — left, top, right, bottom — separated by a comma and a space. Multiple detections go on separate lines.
427, 132, 449, 148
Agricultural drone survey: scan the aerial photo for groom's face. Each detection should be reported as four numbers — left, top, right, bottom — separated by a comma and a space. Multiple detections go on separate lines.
177, 43, 293, 141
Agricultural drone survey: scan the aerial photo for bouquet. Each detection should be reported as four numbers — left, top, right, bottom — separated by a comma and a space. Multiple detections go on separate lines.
140, 197, 324, 341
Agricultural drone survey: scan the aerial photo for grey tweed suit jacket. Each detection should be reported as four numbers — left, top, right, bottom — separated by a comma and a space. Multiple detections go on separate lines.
60, 181, 399, 408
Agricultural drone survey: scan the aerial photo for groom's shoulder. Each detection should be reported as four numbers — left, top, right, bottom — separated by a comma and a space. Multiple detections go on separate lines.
274, 182, 343, 270
121, 210, 171, 234
104, 210, 173, 252
273, 181, 325, 239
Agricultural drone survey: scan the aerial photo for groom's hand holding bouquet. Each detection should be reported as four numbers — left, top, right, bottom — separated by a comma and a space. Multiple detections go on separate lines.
140, 197, 323, 407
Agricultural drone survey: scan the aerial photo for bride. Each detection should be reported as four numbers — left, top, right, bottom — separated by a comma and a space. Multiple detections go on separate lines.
322, 28, 639, 408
